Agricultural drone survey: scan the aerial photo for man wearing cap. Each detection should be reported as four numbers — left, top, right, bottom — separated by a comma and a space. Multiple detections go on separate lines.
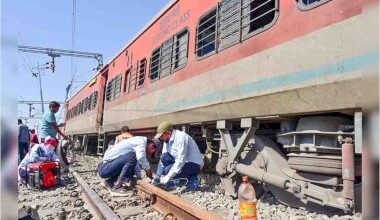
18, 137, 59, 183
98, 136, 156, 196
153, 121, 204, 191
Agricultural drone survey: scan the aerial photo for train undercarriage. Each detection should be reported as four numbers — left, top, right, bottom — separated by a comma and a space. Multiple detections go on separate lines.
66, 111, 362, 214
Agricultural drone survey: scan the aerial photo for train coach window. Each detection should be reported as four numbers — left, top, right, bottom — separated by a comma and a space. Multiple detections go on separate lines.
172, 29, 189, 71
160, 38, 174, 78
88, 93, 93, 110
114, 74, 122, 99
241, 0, 279, 40
93, 91, 98, 108
106, 79, 114, 102
196, 8, 217, 58
106, 75, 121, 102
149, 48, 160, 81
83, 98, 87, 113
128, 66, 138, 93
297, 0, 331, 10
218, 0, 241, 51
79, 101, 84, 114
137, 59, 146, 87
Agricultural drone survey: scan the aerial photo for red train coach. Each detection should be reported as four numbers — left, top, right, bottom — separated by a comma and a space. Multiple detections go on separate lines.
64, 0, 378, 213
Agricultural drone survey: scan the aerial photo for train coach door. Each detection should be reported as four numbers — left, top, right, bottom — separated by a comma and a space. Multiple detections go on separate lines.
97, 68, 108, 128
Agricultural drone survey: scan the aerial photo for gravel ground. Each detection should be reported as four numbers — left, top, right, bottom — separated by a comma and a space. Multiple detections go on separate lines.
18, 171, 95, 219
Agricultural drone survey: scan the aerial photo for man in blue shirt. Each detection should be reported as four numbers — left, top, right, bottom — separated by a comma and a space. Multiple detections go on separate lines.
153, 121, 204, 191
18, 119, 30, 164
98, 136, 156, 196
40, 101, 68, 143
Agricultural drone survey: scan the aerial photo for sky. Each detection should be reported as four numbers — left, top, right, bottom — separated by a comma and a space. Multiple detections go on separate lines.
2, 0, 170, 131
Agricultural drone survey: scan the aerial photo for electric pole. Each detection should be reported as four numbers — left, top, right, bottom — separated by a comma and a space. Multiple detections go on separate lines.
32, 62, 50, 113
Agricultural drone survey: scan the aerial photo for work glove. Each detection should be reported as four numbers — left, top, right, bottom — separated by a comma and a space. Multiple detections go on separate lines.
161, 175, 170, 184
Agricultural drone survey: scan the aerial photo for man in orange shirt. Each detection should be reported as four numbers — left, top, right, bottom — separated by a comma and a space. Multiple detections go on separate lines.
114, 126, 133, 144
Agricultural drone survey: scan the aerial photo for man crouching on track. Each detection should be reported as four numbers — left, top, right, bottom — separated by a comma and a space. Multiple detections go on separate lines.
97, 136, 155, 196
152, 121, 204, 191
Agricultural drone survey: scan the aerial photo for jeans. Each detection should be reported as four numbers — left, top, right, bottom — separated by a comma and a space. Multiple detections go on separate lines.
157, 153, 201, 179
19, 168, 27, 182
98, 151, 137, 182
18, 142, 29, 164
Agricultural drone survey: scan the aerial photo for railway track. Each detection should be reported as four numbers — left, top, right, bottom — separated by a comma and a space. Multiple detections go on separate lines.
70, 155, 224, 220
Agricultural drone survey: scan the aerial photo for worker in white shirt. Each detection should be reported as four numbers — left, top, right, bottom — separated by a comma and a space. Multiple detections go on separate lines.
152, 121, 204, 191
98, 136, 156, 196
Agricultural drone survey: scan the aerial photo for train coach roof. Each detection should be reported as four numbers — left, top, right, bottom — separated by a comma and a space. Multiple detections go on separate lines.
107, 0, 178, 65
67, 64, 108, 103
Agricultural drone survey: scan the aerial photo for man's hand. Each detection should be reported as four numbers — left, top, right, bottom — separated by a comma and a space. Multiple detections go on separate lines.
151, 178, 160, 185
145, 169, 153, 179
161, 175, 170, 184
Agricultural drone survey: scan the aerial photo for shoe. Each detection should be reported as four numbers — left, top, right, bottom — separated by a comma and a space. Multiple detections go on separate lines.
110, 184, 130, 197
103, 178, 116, 192
165, 178, 188, 190
129, 177, 137, 188
186, 175, 200, 191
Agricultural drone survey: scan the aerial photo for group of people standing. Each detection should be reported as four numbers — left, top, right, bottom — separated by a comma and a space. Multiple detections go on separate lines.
98, 121, 204, 196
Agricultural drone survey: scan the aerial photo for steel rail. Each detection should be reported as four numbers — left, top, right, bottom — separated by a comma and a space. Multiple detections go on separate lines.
136, 180, 223, 220
69, 167, 120, 220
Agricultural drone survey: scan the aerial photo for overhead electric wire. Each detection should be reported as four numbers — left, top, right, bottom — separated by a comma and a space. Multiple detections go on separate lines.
18, 32, 34, 71
58, 0, 77, 122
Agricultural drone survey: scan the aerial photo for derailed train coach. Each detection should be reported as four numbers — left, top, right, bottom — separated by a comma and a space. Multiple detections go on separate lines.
64, 0, 379, 213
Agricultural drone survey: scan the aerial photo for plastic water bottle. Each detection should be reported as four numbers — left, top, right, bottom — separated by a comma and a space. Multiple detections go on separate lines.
238, 176, 257, 220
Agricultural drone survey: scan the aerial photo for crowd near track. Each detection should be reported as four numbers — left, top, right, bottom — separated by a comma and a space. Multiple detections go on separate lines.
18, 155, 363, 220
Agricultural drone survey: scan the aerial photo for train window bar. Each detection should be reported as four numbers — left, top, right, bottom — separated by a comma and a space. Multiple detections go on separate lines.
83, 98, 88, 113
241, 0, 279, 41
195, 0, 278, 59
93, 91, 98, 108
195, 8, 217, 58
105, 78, 113, 102
114, 74, 122, 99
149, 47, 161, 81
218, 0, 241, 51
160, 37, 174, 79
172, 29, 189, 72
296, 0, 331, 11
137, 59, 147, 87
128, 66, 138, 93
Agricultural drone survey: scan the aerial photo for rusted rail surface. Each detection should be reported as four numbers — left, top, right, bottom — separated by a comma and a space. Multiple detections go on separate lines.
137, 180, 223, 220
69, 168, 120, 220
